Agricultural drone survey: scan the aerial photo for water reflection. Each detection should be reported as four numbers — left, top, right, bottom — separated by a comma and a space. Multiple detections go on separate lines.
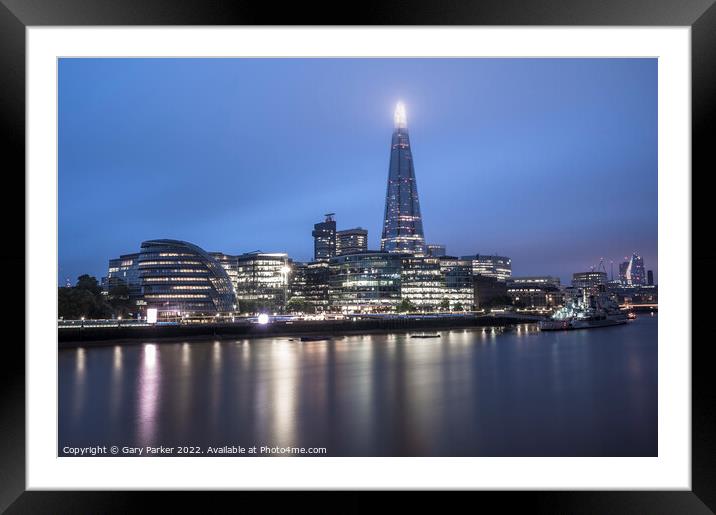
137, 344, 160, 446
59, 317, 658, 457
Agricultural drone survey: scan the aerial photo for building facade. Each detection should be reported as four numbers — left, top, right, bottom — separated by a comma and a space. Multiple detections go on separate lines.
461, 254, 512, 282
572, 271, 608, 290
312, 213, 336, 261
508, 276, 561, 288
138, 239, 236, 318
290, 261, 330, 312
105, 253, 141, 296
380, 103, 426, 255
328, 252, 402, 312
439, 256, 474, 309
426, 244, 446, 257
473, 275, 508, 310
400, 255, 445, 309
336, 228, 368, 256
234, 252, 291, 312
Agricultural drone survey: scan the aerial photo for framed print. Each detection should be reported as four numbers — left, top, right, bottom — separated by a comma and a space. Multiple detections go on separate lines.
2, 0, 714, 511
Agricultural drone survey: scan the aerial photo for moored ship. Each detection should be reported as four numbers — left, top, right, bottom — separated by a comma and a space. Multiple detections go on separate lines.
540, 287, 628, 331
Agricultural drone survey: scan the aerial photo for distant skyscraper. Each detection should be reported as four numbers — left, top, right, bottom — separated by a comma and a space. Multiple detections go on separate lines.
336, 228, 368, 256
380, 102, 426, 255
312, 213, 336, 261
647, 270, 654, 286
619, 253, 646, 285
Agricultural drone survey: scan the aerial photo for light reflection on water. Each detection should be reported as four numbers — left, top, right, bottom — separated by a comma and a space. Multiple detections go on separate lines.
59, 317, 658, 457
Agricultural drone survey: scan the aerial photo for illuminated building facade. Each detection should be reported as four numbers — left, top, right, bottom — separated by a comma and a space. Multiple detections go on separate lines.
427, 244, 446, 257
105, 252, 141, 296
507, 284, 564, 309
439, 256, 474, 309
138, 239, 235, 317
400, 255, 445, 309
209, 252, 239, 293
508, 276, 561, 288
234, 252, 291, 311
312, 213, 336, 261
461, 254, 512, 282
572, 271, 607, 290
290, 261, 330, 311
336, 228, 368, 256
328, 252, 402, 312
380, 103, 426, 255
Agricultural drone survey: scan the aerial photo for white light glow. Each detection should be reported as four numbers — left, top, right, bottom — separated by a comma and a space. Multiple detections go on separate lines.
257, 313, 270, 325
146, 308, 158, 324
394, 102, 407, 128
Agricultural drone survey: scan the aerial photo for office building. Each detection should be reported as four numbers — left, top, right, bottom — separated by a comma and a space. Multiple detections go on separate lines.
461, 254, 512, 282
572, 271, 608, 296
647, 270, 654, 286
380, 103, 426, 255
105, 253, 141, 296
328, 252, 402, 312
473, 275, 508, 310
290, 261, 330, 312
336, 228, 368, 256
209, 252, 239, 293
234, 251, 291, 311
439, 256, 474, 309
427, 244, 446, 257
312, 213, 336, 261
400, 255, 446, 309
508, 276, 561, 288
507, 283, 563, 309
138, 239, 236, 317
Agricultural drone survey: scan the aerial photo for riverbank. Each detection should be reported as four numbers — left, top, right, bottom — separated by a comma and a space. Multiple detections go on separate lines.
58, 314, 542, 348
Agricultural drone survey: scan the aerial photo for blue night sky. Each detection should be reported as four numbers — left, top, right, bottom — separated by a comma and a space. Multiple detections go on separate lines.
59, 58, 657, 285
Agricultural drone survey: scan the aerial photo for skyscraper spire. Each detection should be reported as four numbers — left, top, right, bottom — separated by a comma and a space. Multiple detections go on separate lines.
381, 102, 426, 255
394, 101, 407, 129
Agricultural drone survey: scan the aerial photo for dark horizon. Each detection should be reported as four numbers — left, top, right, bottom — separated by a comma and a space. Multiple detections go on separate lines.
59, 58, 657, 286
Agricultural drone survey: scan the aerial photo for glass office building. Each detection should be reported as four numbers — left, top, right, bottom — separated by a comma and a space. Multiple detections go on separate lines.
105, 253, 141, 295
461, 254, 512, 282
400, 255, 446, 309
380, 103, 426, 255
290, 261, 330, 311
439, 257, 475, 309
234, 252, 291, 311
329, 252, 402, 312
138, 239, 236, 317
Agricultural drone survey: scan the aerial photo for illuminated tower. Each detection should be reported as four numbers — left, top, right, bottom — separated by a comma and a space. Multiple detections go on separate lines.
380, 102, 426, 255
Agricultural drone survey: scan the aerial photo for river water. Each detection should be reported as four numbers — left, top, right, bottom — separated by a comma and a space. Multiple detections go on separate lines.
59, 315, 657, 456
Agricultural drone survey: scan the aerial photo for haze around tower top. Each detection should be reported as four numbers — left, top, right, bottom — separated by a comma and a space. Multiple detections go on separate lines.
58, 58, 657, 285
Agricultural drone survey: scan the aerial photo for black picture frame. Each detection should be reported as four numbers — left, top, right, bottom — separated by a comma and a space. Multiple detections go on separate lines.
1, 0, 713, 511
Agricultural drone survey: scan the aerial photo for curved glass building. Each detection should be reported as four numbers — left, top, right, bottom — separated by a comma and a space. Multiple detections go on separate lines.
138, 239, 236, 317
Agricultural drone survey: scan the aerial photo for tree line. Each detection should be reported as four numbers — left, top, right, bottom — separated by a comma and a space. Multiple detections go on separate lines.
58, 274, 135, 320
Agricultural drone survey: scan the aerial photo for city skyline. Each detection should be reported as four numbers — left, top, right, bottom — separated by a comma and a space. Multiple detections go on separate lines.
59, 58, 657, 285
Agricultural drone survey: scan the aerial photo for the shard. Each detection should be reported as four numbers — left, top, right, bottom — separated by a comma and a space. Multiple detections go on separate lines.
380, 102, 426, 255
